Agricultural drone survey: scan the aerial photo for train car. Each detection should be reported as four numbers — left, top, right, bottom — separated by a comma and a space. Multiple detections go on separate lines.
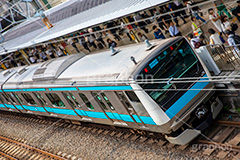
0, 37, 223, 145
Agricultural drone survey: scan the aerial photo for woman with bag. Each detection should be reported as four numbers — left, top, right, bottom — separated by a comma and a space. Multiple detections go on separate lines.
221, 16, 238, 33
221, 16, 231, 33
191, 17, 203, 37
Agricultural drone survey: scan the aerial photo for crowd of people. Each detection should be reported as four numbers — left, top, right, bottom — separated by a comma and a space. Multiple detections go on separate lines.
2, 0, 240, 70
187, 0, 240, 61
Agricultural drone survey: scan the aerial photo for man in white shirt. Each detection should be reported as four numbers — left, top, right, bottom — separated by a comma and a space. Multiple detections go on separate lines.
208, 8, 223, 33
169, 21, 182, 37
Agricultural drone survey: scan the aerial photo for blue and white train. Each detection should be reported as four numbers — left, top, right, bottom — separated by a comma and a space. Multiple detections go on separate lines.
0, 37, 223, 145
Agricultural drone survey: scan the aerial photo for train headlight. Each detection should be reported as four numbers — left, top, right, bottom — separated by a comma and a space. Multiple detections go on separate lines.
195, 106, 208, 119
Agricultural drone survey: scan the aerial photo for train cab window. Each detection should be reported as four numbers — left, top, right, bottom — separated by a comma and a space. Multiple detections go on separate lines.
92, 92, 108, 110
79, 93, 94, 110
33, 93, 47, 106
45, 93, 65, 108
100, 93, 115, 111
21, 93, 37, 105
62, 92, 81, 108
13, 93, 23, 104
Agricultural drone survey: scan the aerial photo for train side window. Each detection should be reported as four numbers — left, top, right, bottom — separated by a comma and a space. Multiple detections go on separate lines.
7, 93, 16, 103
92, 92, 108, 110
62, 92, 81, 108
101, 93, 115, 111
12, 93, 23, 104
79, 93, 94, 110
33, 93, 47, 106
21, 93, 37, 105
45, 93, 65, 108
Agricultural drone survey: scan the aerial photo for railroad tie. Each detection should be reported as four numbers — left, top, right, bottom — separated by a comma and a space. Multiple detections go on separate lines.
178, 144, 189, 151
217, 133, 240, 159
123, 133, 132, 139
138, 137, 148, 143
203, 127, 234, 156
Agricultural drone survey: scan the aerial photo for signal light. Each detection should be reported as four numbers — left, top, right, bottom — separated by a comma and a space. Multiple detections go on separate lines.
144, 68, 148, 73
170, 46, 174, 50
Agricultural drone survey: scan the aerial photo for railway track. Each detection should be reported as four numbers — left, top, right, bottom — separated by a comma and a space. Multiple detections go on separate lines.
190, 120, 240, 159
0, 111, 240, 159
0, 134, 67, 160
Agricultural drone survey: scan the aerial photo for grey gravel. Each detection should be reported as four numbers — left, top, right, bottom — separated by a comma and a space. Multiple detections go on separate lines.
0, 115, 223, 160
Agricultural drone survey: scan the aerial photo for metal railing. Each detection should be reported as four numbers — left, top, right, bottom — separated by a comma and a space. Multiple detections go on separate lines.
202, 44, 240, 72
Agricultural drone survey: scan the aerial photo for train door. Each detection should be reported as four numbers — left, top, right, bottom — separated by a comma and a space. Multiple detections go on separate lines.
115, 91, 147, 126
10, 92, 28, 113
0, 93, 8, 111
91, 92, 124, 124
61, 91, 86, 119
76, 92, 113, 124
17, 92, 46, 114
0, 92, 20, 112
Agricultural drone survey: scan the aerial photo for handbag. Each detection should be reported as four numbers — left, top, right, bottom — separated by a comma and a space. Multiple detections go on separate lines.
193, 28, 202, 36
192, 22, 202, 36
219, 36, 225, 43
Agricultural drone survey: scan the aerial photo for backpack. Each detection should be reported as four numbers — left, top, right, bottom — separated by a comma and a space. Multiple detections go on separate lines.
233, 34, 240, 45
231, 23, 238, 32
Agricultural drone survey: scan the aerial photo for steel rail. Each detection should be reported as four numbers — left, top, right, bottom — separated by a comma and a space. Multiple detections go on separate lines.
0, 135, 67, 160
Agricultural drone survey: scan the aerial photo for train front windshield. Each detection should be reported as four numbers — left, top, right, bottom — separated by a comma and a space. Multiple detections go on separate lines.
137, 39, 205, 111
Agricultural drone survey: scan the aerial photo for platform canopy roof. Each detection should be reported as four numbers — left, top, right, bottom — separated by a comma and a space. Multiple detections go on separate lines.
0, 0, 169, 55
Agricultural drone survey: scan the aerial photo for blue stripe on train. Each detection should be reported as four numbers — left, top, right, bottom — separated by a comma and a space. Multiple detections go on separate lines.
22, 105, 46, 112
22, 88, 46, 92
165, 75, 210, 119
0, 104, 156, 125
4, 104, 16, 109
2, 85, 132, 92
49, 87, 78, 91
78, 86, 132, 91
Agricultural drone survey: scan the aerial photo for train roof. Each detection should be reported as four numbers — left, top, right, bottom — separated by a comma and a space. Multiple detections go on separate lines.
1, 38, 180, 89
0, 0, 169, 55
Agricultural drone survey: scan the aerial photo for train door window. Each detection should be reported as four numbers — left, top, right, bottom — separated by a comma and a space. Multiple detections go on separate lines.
12, 93, 23, 104
100, 93, 115, 111
0, 94, 4, 103
79, 93, 94, 110
45, 93, 65, 108
123, 91, 148, 116
21, 93, 37, 105
69, 93, 81, 108
92, 92, 108, 110
6, 93, 16, 103
62, 92, 81, 108
0, 93, 11, 103
33, 93, 47, 106
117, 91, 137, 115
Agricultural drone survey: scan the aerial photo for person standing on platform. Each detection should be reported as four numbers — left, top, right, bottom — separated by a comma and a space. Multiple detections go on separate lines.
168, 21, 182, 37
153, 25, 166, 39
213, 0, 232, 18
209, 8, 223, 33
